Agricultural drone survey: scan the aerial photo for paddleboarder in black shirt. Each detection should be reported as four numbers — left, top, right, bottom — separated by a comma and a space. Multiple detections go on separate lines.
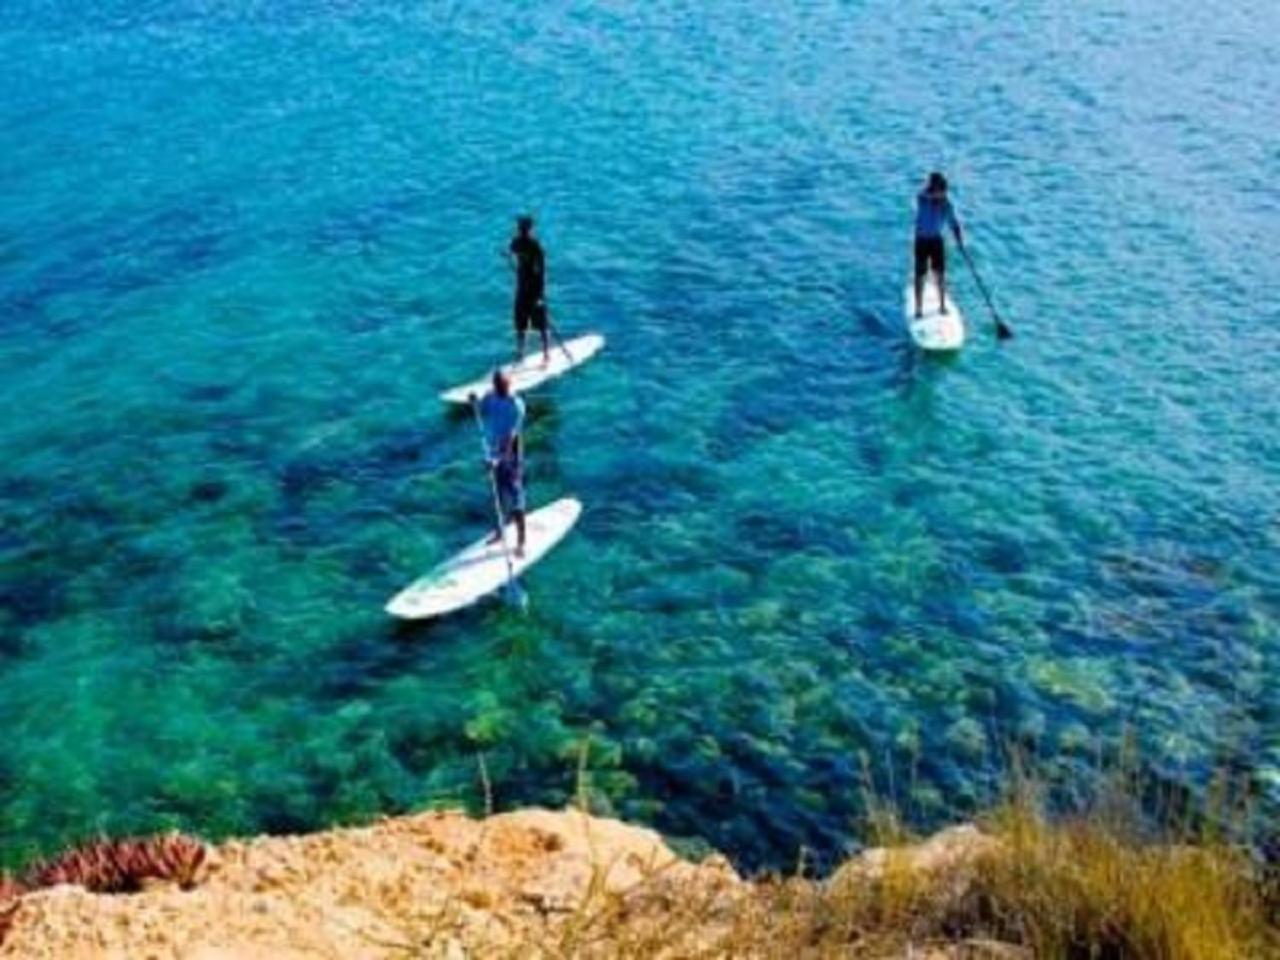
507, 215, 550, 363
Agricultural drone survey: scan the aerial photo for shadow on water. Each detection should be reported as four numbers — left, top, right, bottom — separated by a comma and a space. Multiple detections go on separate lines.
311, 623, 460, 699
1, 196, 236, 341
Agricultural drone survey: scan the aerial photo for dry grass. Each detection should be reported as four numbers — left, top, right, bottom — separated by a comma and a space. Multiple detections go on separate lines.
367, 746, 1278, 959
488, 779, 1279, 959
0, 769, 1274, 959
964, 801, 1274, 959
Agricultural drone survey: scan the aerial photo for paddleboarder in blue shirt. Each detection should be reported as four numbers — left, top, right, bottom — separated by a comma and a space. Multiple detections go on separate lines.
507, 215, 551, 365
913, 172, 965, 319
474, 370, 527, 556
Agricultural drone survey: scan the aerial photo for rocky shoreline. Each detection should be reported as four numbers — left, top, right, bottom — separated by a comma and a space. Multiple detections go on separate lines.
0, 808, 999, 959
1, 805, 1273, 958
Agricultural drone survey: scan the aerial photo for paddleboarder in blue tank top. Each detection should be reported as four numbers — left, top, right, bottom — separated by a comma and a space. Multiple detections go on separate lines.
913, 172, 965, 319
475, 370, 527, 557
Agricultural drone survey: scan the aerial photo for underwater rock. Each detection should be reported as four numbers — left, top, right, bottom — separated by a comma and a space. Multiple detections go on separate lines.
168, 562, 256, 643
188, 478, 229, 504
944, 717, 989, 760
1057, 722, 1095, 755
1027, 657, 1115, 716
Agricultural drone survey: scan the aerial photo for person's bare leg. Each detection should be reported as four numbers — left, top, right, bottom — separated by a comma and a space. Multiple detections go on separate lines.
515, 330, 526, 362
938, 268, 948, 315
487, 508, 505, 545
488, 483, 508, 545
914, 271, 925, 319
514, 511, 526, 558
540, 329, 551, 365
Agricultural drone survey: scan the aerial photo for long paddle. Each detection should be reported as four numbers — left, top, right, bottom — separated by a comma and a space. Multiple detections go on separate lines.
959, 244, 1013, 340
469, 396, 528, 611
542, 307, 576, 366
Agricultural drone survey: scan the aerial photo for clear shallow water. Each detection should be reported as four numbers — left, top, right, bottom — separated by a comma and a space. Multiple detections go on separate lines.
1, 0, 1277, 870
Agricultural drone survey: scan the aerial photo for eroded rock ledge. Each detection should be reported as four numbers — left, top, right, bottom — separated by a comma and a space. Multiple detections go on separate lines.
0, 809, 1001, 959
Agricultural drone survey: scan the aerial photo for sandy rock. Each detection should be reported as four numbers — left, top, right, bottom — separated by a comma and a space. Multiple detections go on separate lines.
0, 813, 1027, 959
0, 809, 741, 959
831, 824, 999, 891
919, 940, 1032, 959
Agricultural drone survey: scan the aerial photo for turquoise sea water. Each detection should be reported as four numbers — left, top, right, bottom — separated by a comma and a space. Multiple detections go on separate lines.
1, 0, 1277, 870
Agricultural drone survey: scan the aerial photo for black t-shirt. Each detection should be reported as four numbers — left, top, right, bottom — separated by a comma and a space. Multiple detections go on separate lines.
509, 234, 545, 295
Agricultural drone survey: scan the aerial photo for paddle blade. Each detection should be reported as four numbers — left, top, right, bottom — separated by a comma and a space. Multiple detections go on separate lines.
502, 579, 529, 612
996, 321, 1014, 340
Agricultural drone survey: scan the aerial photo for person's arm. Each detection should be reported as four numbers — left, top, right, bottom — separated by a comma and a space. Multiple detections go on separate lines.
948, 201, 964, 248
505, 401, 526, 461
513, 399, 526, 448
472, 395, 498, 467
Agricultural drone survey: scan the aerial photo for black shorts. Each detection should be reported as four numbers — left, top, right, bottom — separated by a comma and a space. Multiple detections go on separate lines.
514, 289, 548, 333
914, 236, 945, 277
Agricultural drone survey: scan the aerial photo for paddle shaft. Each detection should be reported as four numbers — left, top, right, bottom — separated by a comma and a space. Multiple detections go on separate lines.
959, 244, 1012, 338
470, 401, 522, 599
544, 311, 576, 366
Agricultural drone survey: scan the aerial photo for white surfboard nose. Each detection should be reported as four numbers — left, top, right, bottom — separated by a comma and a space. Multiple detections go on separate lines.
440, 334, 606, 404
386, 497, 583, 620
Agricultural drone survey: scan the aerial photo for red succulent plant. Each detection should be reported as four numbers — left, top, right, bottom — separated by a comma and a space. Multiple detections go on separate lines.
26, 834, 206, 894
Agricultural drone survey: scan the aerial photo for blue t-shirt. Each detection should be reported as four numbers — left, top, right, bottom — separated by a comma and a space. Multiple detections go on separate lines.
480, 392, 525, 460
915, 192, 958, 239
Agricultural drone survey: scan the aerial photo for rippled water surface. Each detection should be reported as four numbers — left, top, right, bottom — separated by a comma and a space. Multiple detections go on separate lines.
1, 0, 1278, 869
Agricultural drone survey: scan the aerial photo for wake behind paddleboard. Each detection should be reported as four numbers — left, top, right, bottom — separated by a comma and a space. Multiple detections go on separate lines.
385, 498, 582, 620
440, 334, 606, 404
905, 281, 966, 351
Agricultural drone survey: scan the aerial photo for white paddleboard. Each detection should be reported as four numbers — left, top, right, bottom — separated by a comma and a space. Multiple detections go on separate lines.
905, 281, 966, 351
440, 334, 606, 404
385, 498, 582, 620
